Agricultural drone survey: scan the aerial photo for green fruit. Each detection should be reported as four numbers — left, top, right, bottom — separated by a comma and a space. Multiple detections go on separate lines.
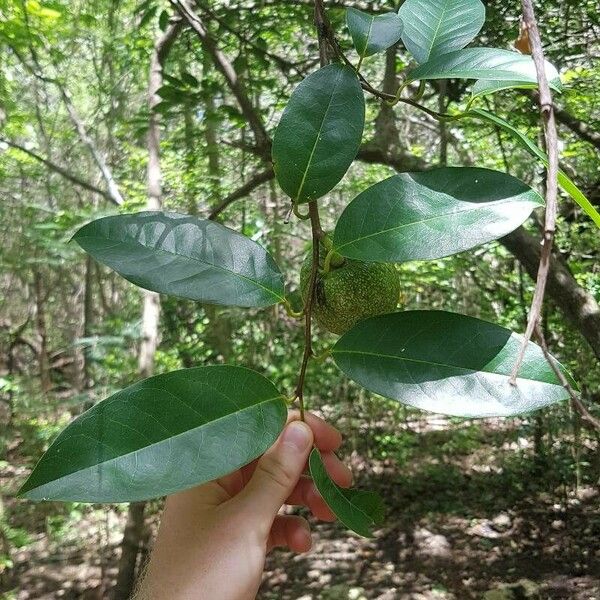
300, 248, 400, 335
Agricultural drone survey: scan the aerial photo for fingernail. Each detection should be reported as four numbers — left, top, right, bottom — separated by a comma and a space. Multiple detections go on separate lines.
282, 421, 311, 451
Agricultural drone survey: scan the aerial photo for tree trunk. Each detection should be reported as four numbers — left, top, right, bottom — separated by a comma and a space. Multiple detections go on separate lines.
33, 270, 51, 393
112, 502, 146, 600
112, 19, 182, 600
501, 226, 600, 361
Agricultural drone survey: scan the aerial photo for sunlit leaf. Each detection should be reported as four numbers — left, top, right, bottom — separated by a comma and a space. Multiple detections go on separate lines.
73, 212, 286, 307
408, 48, 562, 92
398, 0, 485, 64
333, 311, 575, 418
333, 167, 543, 262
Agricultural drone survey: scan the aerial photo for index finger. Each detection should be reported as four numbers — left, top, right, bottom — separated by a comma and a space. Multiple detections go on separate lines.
287, 410, 342, 452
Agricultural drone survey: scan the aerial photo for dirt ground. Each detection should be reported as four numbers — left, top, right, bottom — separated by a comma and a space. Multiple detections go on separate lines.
3, 410, 599, 600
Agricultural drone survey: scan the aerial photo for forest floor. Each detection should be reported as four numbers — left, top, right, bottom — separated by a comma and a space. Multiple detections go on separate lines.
2, 404, 599, 600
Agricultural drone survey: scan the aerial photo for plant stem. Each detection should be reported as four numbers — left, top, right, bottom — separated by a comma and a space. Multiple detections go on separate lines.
293, 201, 324, 420
292, 0, 330, 421
509, 0, 559, 384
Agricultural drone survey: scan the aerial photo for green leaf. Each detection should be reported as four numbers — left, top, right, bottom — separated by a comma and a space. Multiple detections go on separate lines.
333, 167, 543, 262
73, 211, 285, 307
333, 311, 575, 418
470, 61, 562, 98
309, 449, 384, 537
398, 0, 485, 64
18, 366, 287, 503
346, 8, 403, 62
158, 9, 169, 31
272, 64, 365, 204
408, 48, 563, 92
138, 5, 158, 28
465, 108, 600, 229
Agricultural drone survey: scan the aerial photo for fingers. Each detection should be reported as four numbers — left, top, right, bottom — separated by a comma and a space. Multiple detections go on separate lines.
267, 515, 312, 554
287, 411, 342, 453
285, 476, 336, 521
320, 451, 352, 488
285, 453, 352, 521
233, 421, 314, 526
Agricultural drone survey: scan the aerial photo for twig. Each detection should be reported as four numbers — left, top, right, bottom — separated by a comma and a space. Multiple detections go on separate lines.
293, 202, 324, 420
509, 0, 559, 384
169, 0, 270, 152
208, 168, 275, 219
292, 0, 329, 421
0, 137, 117, 203
534, 324, 600, 431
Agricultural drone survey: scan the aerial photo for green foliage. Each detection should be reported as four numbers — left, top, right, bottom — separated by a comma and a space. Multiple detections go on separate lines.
407, 48, 562, 91
309, 448, 384, 537
271, 64, 365, 204
333, 311, 573, 418
346, 8, 403, 63
399, 0, 485, 64
19, 366, 287, 502
73, 212, 286, 307
332, 167, 543, 262
5, 0, 594, 544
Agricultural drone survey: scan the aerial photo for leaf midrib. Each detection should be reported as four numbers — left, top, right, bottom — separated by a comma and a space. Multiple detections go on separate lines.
332, 348, 560, 385
294, 67, 345, 202
77, 229, 285, 302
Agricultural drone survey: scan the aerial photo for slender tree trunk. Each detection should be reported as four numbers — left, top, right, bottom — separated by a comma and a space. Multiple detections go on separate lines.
33, 270, 51, 393
202, 57, 232, 361
501, 226, 600, 361
112, 19, 182, 600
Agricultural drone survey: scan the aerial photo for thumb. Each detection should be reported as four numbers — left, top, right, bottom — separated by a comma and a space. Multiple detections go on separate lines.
234, 420, 313, 526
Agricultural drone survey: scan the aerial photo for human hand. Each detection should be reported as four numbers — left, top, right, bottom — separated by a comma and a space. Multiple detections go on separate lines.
137, 411, 351, 600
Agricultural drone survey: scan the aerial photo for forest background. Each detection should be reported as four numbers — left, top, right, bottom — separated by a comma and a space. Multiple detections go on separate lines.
0, 0, 599, 598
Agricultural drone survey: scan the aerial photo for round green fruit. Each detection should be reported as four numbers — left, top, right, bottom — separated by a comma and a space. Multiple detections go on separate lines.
300, 249, 400, 335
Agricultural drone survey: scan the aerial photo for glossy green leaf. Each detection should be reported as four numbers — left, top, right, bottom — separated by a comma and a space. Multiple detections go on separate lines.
333, 311, 575, 418
471, 61, 562, 98
333, 167, 543, 262
73, 211, 286, 307
465, 108, 600, 228
309, 448, 384, 537
398, 0, 485, 64
346, 8, 403, 61
19, 366, 287, 502
408, 48, 563, 92
272, 64, 365, 204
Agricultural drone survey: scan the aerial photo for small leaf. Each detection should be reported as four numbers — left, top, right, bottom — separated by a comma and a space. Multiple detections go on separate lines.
181, 72, 200, 87
408, 48, 563, 92
138, 5, 158, 28
333, 167, 543, 262
156, 85, 182, 102
158, 9, 169, 31
466, 108, 600, 229
346, 8, 403, 61
333, 311, 575, 418
19, 366, 287, 502
398, 0, 485, 64
272, 64, 365, 204
309, 449, 384, 537
73, 211, 285, 307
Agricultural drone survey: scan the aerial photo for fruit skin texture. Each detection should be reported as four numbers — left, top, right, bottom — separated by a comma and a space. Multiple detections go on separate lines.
300, 252, 400, 335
